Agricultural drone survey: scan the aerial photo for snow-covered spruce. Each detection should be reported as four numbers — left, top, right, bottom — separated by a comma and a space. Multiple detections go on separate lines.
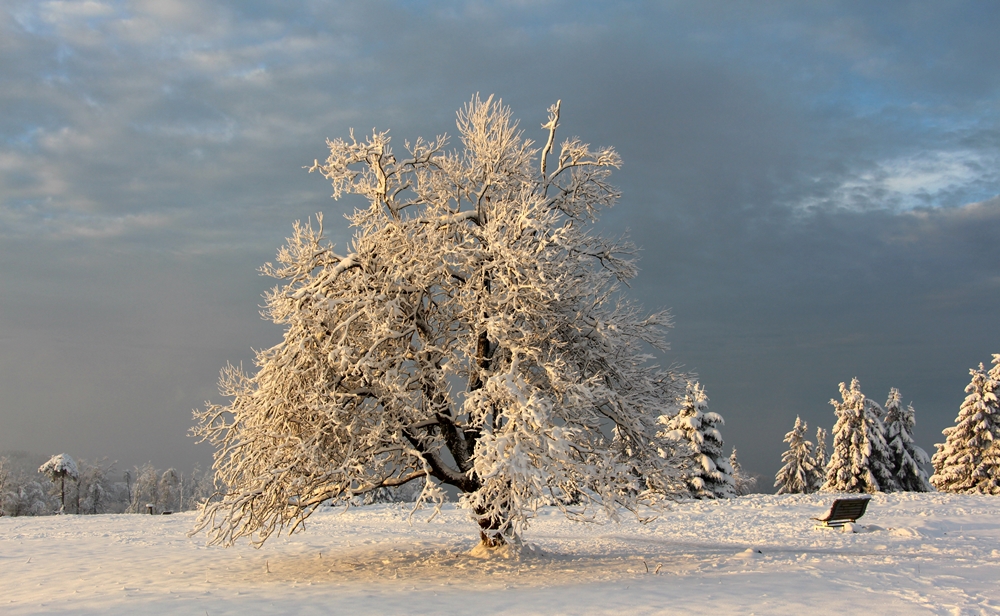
821, 379, 895, 493
657, 381, 735, 499
811, 426, 828, 492
774, 416, 818, 494
930, 355, 1000, 494
728, 448, 757, 495
192, 96, 690, 548
883, 388, 931, 492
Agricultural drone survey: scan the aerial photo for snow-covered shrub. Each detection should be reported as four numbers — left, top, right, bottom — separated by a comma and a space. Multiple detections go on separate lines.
193, 96, 690, 548
774, 416, 818, 494
883, 389, 931, 492
658, 381, 735, 499
822, 379, 895, 493
931, 355, 1000, 494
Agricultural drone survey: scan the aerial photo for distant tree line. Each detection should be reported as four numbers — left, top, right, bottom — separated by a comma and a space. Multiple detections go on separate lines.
0, 453, 215, 517
775, 353, 1000, 495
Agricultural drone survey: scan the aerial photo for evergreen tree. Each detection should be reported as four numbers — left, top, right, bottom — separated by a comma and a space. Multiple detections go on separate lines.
729, 448, 757, 496
822, 378, 894, 493
658, 382, 735, 499
774, 416, 817, 494
931, 356, 1000, 494
810, 427, 828, 492
883, 388, 931, 492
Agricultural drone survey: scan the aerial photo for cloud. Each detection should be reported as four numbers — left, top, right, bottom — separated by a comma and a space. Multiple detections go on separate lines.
796, 150, 999, 213
2, 0, 1000, 481
0, 207, 176, 240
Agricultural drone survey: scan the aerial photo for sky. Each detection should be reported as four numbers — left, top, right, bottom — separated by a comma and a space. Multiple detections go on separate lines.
1, 0, 999, 486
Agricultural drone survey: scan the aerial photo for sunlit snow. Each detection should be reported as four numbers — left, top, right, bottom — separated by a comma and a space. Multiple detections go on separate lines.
2, 493, 998, 614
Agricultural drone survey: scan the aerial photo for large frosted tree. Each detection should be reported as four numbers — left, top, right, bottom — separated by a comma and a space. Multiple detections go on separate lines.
883, 388, 931, 492
658, 381, 735, 499
774, 416, 818, 494
193, 96, 689, 548
931, 355, 1000, 494
822, 378, 895, 493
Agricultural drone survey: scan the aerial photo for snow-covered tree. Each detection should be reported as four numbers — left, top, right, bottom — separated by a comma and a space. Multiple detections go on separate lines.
38, 454, 79, 513
810, 427, 828, 492
658, 382, 735, 499
3, 478, 52, 516
883, 389, 931, 492
158, 469, 180, 513
728, 448, 757, 496
774, 416, 818, 494
183, 465, 217, 511
126, 463, 160, 514
193, 96, 689, 548
822, 379, 895, 493
0, 457, 9, 516
931, 356, 1000, 494
75, 459, 118, 515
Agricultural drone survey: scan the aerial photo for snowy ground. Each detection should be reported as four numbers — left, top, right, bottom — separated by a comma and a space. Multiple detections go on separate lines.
2, 493, 999, 615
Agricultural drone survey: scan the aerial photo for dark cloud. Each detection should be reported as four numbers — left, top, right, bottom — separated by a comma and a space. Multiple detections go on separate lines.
1, 0, 998, 485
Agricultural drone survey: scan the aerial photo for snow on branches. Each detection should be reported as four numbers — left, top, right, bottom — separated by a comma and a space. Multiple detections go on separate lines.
729, 448, 757, 495
38, 454, 79, 481
931, 355, 1000, 494
193, 96, 689, 548
39, 453, 79, 514
883, 388, 931, 492
812, 426, 828, 490
822, 378, 895, 493
774, 416, 819, 494
657, 381, 735, 499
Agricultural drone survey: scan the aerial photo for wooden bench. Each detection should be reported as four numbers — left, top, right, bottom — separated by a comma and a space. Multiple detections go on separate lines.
811, 496, 872, 528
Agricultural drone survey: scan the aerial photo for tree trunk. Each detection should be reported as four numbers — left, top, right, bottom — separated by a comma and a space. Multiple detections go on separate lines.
475, 507, 506, 548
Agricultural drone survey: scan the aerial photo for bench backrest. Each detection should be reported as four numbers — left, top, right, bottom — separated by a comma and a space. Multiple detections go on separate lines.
824, 497, 870, 522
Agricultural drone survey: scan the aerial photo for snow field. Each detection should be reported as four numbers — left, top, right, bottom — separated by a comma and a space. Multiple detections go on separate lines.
2, 493, 999, 615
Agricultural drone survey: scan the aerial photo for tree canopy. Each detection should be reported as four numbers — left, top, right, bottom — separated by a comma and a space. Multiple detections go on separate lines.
931, 355, 1000, 494
193, 96, 689, 548
774, 416, 817, 495
822, 378, 894, 493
